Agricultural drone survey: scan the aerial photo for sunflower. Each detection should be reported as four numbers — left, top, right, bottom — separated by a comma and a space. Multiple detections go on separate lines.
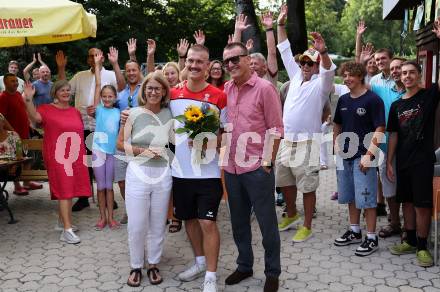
184, 105, 204, 122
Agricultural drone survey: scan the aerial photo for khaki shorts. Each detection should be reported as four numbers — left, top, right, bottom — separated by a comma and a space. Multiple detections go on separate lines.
275, 140, 320, 193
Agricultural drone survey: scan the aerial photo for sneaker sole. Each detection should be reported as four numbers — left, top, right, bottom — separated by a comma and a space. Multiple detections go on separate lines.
60, 237, 81, 244
292, 233, 313, 243
334, 239, 362, 247
178, 271, 205, 282
416, 259, 434, 267
278, 218, 301, 232
55, 226, 79, 232
355, 248, 378, 257
389, 248, 416, 255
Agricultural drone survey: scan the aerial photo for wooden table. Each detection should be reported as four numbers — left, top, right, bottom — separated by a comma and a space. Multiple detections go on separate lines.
0, 157, 32, 224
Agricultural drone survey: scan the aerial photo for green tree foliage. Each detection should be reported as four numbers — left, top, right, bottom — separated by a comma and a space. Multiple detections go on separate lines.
337, 0, 415, 56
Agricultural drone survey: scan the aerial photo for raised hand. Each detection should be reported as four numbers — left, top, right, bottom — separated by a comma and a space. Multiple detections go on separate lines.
260, 11, 274, 30
94, 51, 104, 66
176, 38, 189, 57
310, 32, 326, 53
32, 53, 37, 63
246, 38, 254, 52
37, 53, 43, 63
227, 34, 234, 44
107, 47, 118, 66
277, 4, 288, 25
432, 17, 440, 38
357, 20, 367, 35
23, 81, 35, 99
360, 42, 375, 64
147, 39, 156, 56
127, 38, 137, 57
193, 30, 205, 45
55, 50, 67, 68
235, 14, 251, 32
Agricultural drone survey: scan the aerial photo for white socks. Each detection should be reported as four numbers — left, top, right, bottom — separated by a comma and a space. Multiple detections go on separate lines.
367, 232, 377, 240
350, 224, 360, 234
205, 271, 217, 281
196, 256, 206, 267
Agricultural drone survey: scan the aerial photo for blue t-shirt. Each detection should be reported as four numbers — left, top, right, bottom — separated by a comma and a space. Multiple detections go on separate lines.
371, 84, 405, 151
32, 80, 53, 107
93, 105, 121, 154
116, 84, 140, 110
333, 90, 385, 160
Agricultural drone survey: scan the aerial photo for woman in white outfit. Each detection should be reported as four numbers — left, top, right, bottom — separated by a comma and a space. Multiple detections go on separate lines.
117, 72, 174, 287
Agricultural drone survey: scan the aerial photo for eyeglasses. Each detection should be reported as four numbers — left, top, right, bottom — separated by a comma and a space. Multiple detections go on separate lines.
146, 86, 163, 93
211, 67, 222, 72
222, 54, 248, 68
300, 60, 315, 67
128, 95, 133, 108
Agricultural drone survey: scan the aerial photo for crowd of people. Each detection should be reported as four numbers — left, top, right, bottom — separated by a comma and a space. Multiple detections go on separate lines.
1, 5, 440, 292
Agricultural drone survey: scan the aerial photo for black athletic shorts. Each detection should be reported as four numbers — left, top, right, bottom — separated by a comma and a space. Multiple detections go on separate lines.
172, 177, 223, 221
396, 162, 433, 208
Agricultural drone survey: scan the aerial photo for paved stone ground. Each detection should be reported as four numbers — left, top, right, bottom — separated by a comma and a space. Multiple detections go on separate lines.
1, 166, 440, 292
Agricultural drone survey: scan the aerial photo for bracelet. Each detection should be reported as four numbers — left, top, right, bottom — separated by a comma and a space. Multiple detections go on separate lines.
179, 55, 186, 59
277, 23, 285, 26
319, 47, 328, 54
265, 28, 274, 32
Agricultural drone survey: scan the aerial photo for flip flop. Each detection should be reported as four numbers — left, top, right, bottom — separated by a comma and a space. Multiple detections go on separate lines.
147, 267, 163, 285
127, 268, 142, 287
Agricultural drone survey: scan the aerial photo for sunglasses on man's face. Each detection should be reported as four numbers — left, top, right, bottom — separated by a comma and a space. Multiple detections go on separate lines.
300, 60, 316, 67
222, 54, 248, 68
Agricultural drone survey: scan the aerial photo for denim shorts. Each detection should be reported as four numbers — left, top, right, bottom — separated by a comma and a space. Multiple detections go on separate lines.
336, 157, 378, 209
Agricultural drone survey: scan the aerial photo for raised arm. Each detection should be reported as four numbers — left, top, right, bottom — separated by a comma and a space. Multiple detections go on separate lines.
355, 20, 366, 63
93, 51, 103, 107
176, 39, 189, 71
55, 50, 67, 81
127, 38, 137, 62
359, 42, 375, 66
432, 17, 440, 90
276, 4, 288, 44
23, 54, 37, 81
261, 11, 278, 75
233, 14, 251, 43
146, 39, 156, 74
22, 82, 42, 124
108, 47, 126, 91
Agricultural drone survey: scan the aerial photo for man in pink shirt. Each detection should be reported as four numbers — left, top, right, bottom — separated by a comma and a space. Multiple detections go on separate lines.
222, 42, 283, 292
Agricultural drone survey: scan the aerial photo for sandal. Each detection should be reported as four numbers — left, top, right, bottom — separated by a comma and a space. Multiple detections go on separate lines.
127, 268, 142, 287
168, 219, 182, 233
147, 267, 163, 285
95, 220, 106, 231
23, 182, 43, 190
109, 220, 120, 230
378, 224, 401, 238
13, 186, 29, 196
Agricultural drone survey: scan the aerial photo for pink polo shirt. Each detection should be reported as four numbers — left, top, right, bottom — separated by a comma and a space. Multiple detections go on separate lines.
223, 72, 283, 175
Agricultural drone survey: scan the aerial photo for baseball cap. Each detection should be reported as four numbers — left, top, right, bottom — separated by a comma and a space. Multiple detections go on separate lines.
299, 49, 320, 63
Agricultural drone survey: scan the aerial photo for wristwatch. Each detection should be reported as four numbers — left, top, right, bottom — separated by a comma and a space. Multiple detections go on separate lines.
319, 47, 329, 54
262, 160, 274, 168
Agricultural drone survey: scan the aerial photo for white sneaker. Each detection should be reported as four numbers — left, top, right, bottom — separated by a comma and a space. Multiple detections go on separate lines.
60, 229, 81, 244
178, 263, 206, 282
202, 278, 217, 292
55, 221, 78, 232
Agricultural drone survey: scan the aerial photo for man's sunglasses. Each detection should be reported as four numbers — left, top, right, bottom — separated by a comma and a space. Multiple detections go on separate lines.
300, 60, 316, 67
222, 54, 248, 68
128, 95, 133, 108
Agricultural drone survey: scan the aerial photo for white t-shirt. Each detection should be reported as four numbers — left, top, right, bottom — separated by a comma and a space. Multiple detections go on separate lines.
69, 68, 117, 131
277, 39, 336, 142
333, 84, 350, 97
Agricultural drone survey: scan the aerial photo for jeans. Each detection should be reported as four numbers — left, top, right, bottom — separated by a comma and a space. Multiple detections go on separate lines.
224, 167, 281, 277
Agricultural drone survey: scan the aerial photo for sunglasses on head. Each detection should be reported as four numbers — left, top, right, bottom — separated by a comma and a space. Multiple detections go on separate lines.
300, 60, 315, 67
222, 54, 248, 68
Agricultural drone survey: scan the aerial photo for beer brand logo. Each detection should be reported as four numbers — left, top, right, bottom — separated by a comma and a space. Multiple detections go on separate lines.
0, 18, 34, 30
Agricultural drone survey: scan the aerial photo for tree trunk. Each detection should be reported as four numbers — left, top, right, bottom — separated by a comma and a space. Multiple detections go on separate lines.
286, 0, 307, 55
235, 0, 261, 53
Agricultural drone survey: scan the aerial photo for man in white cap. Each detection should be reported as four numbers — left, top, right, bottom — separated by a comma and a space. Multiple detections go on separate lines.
275, 4, 336, 243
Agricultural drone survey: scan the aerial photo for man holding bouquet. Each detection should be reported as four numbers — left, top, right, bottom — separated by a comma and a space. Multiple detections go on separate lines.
170, 44, 227, 292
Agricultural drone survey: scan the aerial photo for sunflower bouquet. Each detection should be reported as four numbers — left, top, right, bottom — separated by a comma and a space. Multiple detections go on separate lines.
174, 103, 220, 163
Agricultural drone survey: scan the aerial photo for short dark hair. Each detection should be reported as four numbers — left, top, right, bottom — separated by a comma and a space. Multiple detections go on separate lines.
375, 48, 393, 59
338, 62, 367, 84
188, 44, 210, 55
401, 60, 422, 74
223, 42, 248, 55
125, 60, 140, 69
3, 73, 17, 81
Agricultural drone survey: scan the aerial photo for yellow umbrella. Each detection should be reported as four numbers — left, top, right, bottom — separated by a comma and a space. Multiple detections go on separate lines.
0, 0, 97, 47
